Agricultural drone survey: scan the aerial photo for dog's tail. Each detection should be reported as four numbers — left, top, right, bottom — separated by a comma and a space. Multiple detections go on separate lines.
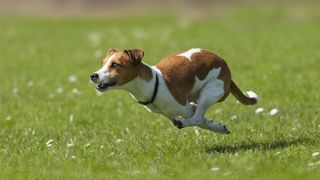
230, 80, 258, 105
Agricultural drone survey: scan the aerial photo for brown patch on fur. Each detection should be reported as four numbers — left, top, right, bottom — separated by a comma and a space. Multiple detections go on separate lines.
123, 49, 144, 65
107, 51, 138, 86
216, 61, 231, 102
156, 49, 232, 105
102, 49, 118, 65
137, 63, 152, 82
190, 50, 231, 102
103, 50, 152, 86
156, 55, 195, 105
189, 51, 215, 80
108, 48, 118, 55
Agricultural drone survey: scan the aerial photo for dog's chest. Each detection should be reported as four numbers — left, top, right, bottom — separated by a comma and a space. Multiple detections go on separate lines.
141, 84, 195, 118
142, 96, 178, 115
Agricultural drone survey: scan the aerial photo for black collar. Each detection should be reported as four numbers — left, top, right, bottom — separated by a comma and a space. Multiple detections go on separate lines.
138, 74, 159, 105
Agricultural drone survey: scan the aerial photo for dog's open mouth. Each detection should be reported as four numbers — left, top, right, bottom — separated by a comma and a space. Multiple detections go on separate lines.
96, 81, 117, 91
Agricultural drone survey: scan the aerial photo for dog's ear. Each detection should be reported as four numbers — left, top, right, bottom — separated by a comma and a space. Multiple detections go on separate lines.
123, 49, 144, 65
107, 48, 118, 55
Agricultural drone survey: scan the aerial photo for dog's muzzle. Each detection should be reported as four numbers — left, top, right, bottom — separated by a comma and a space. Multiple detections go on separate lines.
90, 73, 117, 92
90, 73, 99, 83
96, 81, 117, 91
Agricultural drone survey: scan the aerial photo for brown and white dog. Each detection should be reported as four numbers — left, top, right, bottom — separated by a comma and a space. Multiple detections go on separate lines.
90, 48, 258, 134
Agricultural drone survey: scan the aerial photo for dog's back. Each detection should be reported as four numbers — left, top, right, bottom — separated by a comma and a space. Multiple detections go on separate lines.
156, 48, 231, 105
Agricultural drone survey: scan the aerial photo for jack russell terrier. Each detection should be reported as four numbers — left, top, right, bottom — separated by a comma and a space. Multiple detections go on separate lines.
90, 48, 258, 134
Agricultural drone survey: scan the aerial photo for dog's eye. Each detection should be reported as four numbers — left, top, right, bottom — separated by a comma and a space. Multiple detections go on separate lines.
110, 62, 121, 68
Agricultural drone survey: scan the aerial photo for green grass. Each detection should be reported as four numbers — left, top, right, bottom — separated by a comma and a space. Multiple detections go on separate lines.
1, 5, 320, 179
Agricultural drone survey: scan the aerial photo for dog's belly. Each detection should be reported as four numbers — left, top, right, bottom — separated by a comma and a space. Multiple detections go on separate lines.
144, 100, 193, 119
144, 95, 194, 119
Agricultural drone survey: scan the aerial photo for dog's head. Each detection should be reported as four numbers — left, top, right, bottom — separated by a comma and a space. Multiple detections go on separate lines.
90, 48, 144, 92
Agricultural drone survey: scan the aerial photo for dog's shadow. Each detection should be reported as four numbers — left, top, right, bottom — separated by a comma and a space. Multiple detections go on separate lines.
206, 136, 313, 154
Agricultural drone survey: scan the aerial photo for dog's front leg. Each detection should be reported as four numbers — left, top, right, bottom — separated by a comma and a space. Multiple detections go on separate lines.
198, 117, 230, 134
171, 116, 184, 129
170, 102, 197, 129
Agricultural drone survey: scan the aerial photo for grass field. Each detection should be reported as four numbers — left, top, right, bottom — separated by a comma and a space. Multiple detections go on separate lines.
1, 5, 320, 179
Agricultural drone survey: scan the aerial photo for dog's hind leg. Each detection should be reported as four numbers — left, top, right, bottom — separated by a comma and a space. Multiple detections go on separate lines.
198, 117, 230, 134
172, 116, 229, 133
172, 79, 229, 133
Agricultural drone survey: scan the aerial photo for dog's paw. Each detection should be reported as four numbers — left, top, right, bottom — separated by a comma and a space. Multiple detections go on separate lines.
172, 117, 184, 129
222, 125, 230, 134
216, 122, 230, 134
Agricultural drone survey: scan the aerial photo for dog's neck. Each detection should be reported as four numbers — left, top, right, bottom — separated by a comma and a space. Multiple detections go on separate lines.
121, 62, 158, 104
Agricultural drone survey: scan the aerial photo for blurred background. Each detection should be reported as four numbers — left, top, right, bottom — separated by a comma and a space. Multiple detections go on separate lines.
1, 0, 320, 179
0, 0, 318, 17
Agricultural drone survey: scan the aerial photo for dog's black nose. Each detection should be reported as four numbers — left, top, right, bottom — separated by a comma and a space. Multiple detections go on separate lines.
90, 73, 99, 82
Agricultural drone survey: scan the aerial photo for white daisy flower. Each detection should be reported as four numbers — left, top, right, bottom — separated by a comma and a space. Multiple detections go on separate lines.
71, 88, 80, 95
194, 127, 200, 136
312, 152, 320, 157
46, 139, 54, 147
68, 75, 77, 83
115, 139, 122, 143
269, 108, 279, 116
69, 114, 74, 122
230, 115, 237, 120
85, 143, 91, 148
12, 88, 18, 96
255, 107, 264, 114
67, 139, 74, 148
87, 32, 101, 46
211, 167, 220, 172
56, 87, 64, 94
27, 81, 34, 87
5, 115, 12, 121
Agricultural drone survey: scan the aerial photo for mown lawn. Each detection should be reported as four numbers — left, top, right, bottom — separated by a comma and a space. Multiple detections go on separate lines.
0, 5, 320, 179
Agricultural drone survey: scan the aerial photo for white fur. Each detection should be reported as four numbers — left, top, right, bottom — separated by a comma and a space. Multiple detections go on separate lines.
122, 65, 194, 118
246, 91, 259, 102
177, 48, 202, 61
122, 65, 228, 133
188, 67, 222, 101
95, 54, 116, 83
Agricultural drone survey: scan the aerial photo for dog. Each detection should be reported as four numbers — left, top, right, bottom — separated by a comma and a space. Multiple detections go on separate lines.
90, 48, 258, 134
